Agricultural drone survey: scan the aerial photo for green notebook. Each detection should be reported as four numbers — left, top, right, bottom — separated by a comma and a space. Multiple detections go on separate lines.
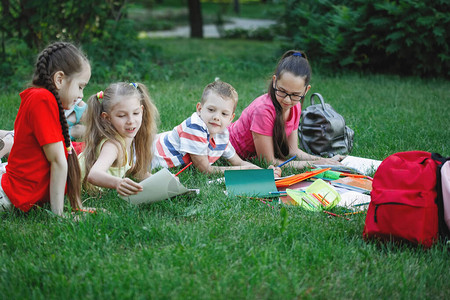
224, 169, 277, 197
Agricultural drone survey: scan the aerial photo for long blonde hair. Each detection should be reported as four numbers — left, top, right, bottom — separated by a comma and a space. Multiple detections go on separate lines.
82, 82, 159, 190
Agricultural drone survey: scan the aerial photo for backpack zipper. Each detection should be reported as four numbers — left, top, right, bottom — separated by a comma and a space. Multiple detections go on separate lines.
374, 202, 408, 223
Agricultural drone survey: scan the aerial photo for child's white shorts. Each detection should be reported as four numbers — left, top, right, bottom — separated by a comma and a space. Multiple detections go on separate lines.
0, 171, 12, 211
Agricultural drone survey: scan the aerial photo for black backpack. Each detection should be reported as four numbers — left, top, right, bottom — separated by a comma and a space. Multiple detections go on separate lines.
298, 93, 354, 158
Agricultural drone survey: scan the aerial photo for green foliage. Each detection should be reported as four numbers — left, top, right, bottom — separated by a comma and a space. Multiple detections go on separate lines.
0, 0, 113, 50
0, 38, 35, 91
0, 2, 163, 91
81, 19, 163, 83
281, 0, 450, 77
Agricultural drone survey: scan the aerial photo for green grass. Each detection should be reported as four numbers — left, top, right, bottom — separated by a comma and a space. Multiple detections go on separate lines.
1, 38, 450, 299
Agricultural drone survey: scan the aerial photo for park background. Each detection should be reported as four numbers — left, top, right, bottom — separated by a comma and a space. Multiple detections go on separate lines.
1, 0, 449, 299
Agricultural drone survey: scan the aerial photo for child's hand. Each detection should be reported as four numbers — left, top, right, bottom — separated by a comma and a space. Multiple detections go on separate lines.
331, 155, 346, 162
115, 178, 143, 196
268, 165, 282, 178
314, 158, 343, 166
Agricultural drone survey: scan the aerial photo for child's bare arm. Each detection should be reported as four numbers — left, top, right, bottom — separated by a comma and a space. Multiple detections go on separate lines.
228, 154, 281, 177
87, 141, 142, 196
252, 132, 288, 166
43, 141, 68, 216
189, 153, 221, 174
189, 153, 244, 174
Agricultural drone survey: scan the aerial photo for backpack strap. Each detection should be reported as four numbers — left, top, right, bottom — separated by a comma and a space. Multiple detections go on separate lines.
309, 93, 326, 110
432, 153, 450, 240
298, 127, 314, 154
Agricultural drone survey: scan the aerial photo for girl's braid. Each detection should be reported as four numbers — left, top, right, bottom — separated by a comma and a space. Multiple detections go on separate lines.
32, 42, 85, 209
35, 42, 71, 149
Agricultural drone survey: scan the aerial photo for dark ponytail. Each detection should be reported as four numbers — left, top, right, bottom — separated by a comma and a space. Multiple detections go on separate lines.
32, 42, 87, 210
268, 50, 311, 159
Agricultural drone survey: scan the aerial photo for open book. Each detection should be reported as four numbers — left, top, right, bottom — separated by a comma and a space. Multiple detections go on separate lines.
119, 168, 198, 205
315, 156, 382, 175
341, 156, 382, 175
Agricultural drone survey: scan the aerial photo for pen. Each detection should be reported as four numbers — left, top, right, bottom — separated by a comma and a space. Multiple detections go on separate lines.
277, 155, 297, 168
269, 191, 288, 196
175, 162, 193, 176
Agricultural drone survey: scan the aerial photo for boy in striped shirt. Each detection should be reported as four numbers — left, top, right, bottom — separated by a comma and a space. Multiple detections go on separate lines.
152, 81, 281, 176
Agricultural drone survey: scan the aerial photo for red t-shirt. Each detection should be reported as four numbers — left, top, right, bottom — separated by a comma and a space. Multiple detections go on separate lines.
1, 88, 67, 212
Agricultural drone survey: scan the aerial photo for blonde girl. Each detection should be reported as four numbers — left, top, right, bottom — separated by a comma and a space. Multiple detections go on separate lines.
80, 82, 158, 196
0, 42, 90, 216
228, 50, 342, 169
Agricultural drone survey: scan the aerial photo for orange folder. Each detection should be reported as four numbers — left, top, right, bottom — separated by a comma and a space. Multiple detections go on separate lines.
275, 168, 331, 188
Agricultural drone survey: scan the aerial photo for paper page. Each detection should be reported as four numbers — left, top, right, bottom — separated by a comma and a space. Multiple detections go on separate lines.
340, 156, 382, 175
120, 168, 191, 205
337, 191, 371, 211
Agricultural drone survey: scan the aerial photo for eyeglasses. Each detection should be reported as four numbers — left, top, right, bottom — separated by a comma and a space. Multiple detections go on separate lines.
274, 84, 307, 103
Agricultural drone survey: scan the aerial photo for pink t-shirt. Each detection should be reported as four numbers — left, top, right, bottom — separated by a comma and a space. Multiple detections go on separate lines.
228, 93, 301, 159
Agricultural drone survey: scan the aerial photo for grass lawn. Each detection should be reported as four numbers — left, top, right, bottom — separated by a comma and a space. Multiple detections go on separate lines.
1, 38, 449, 299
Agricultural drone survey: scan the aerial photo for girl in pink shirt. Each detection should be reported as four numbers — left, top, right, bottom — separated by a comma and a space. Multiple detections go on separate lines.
228, 50, 342, 169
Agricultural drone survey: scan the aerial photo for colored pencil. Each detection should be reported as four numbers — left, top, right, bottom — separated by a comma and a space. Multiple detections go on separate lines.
319, 193, 330, 205
277, 155, 297, 168
259, 198, 275, 209
237, 195, 274, 202
339, 172, 370, 179
323, 210, 350, 220
73, 208, 97, 214
269, 191, 288, 196
343, 211, 367, 216
312, 193, 326, 207
301, 194, 318, 209
275, 168, 331, 187
237, 195, 275, 209
175, 162, 193, 176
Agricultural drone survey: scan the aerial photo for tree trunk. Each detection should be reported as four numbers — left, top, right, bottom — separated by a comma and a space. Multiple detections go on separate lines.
188, 0, 203, 38
234, 0, 240, 15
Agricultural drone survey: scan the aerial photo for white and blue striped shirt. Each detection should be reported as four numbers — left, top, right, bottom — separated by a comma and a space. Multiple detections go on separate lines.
152, 112, 236, 169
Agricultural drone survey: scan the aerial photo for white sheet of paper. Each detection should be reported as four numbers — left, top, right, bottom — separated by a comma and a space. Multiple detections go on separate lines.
120, 168, 192, 205
337, 191, 371, 211
341, 156, 382, 175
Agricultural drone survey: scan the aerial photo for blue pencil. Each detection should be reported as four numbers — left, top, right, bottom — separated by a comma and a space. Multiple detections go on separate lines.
277, 155, 297, 168
269, 191, 288, 195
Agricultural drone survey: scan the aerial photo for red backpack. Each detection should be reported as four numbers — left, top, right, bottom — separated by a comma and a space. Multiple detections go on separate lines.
363, 151, 450, 248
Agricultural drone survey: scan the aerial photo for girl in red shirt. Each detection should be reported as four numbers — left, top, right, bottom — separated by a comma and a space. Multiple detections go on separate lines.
0, 42, 91, 216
